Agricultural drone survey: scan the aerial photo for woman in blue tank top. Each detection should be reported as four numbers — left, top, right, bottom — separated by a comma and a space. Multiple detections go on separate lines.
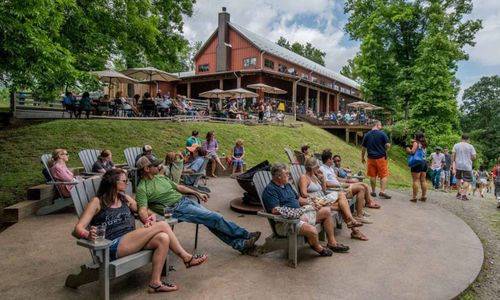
73, 169, 207, 293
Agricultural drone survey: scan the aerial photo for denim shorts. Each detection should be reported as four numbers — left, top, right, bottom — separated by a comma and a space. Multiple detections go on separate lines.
109, 237, 123, 261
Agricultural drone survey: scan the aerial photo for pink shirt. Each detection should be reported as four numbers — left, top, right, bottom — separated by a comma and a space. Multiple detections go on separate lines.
50, 162, 75, 197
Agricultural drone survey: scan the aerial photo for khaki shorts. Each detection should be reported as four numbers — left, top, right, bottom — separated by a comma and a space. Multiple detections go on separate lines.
275, 207, 316, 237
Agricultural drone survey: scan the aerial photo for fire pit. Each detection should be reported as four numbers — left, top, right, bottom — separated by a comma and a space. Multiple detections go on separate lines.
230, 160, 270, 214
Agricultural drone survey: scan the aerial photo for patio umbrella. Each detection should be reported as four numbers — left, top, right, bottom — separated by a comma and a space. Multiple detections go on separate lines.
247, 83, 287, 95
221, 88, 258, 98
92, 70, 139, 96
364, 104, 384, 111
347, 101, 373, 109
122, 67, 178, 82
199, 89, 226, 98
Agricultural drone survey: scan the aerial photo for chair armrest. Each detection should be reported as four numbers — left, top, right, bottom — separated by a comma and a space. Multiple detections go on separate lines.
155, 215, 179, 226
257, 211, 300, 224
81, 172, 102, 176
349, 175, 365, 180
47, 181, 79, 186
77, 238, 113, 250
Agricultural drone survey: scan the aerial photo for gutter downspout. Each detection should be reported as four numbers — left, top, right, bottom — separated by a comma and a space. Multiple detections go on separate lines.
233, 71, 241, 88
260, 51, 265, 69
293, 77, 302, 121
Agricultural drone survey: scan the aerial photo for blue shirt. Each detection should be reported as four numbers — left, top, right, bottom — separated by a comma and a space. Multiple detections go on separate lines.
262, 181, 300, 213
362, 129, 389, 159
183, 157, 204, 185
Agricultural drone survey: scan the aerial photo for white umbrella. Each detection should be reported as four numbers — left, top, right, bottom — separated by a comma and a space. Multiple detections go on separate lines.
221, 88, 258, 98
247, 83, 287, 95
92, 70, 138, 85
122, 67, 178, 82
199, 89, 226, 98
347, 101, 373, 109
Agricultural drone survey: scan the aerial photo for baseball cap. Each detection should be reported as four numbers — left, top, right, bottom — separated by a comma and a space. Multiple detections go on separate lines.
136, 155, 163, 170
143, 144, 153, 152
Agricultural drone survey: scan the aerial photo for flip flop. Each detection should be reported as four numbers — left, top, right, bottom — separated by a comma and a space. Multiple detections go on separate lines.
365, 202, 381, 209
184, 254, 208, 268
351, 231, 369, 241
148, 282, 178, 293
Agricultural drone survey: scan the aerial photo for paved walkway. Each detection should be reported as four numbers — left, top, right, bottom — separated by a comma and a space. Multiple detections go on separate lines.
0, 178, 483, 299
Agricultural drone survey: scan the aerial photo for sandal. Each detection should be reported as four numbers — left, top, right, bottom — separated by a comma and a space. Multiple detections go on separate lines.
365, 202, 381, 209
316, 247, 333, 257
410, 198, 417, 202
184, 254, 208, 269
351, 231, 369, 241
327, 243, 350, 253
346, 219, 363, 228
419, 197, 427, 202
148, 281, 178, 293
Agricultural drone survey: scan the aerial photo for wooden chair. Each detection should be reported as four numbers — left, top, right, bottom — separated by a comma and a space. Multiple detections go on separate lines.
293, 150, 306, 165
36, 154, 78, 215
65, 177, 175, 300
283, 147, 297, 165
253, 171, 326, 268
123, 147, 142, 190
78, 149, 102, 175
289, 164, 306, 188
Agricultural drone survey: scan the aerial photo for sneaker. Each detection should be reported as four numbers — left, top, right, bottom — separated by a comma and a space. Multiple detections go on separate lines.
370, 192, 377, 197
363, 211, 371, 217
456, 193, 461, 199
249, 231, 261, 241
461, 195, 470, 201
355, 216, 373, 224
378, 192, 392, 199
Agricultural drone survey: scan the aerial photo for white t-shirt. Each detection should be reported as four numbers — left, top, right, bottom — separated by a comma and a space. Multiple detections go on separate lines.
319, 165, 341, 187
430, 152, 445, 170
452, 142, 476, 171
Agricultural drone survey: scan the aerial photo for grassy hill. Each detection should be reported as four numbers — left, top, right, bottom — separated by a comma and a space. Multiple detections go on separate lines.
0, 119, 412, 206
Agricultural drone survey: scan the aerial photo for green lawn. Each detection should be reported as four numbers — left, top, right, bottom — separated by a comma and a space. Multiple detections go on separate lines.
0, 119, 412, 206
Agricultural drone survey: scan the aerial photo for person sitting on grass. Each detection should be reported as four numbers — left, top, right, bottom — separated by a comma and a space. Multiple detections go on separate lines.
92, 150, 116, 174
298, 157, 368, 241
230, 139, 245, 176
262, 163, 349, 256
73, 169, 207, 294
319, 149, 381, 224
135, 155, 261, 254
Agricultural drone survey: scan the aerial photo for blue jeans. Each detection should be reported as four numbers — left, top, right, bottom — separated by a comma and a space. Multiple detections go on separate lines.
431, 169, 442, 189
172, 198, 250, 251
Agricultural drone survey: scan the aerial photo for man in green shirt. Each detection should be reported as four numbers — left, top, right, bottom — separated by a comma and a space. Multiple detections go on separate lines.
135, 156, 260, 253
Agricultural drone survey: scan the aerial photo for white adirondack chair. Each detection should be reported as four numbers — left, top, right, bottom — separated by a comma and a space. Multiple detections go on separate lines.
65, 176, 175, 300
78, 149, 102, 175
123, 147, 142, 190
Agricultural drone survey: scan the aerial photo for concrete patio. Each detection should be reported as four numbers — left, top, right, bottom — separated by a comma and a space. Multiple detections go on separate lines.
0, 177, 483, 299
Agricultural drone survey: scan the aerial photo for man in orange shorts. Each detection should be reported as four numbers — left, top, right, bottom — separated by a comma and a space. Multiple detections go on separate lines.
361, 121, 391, 199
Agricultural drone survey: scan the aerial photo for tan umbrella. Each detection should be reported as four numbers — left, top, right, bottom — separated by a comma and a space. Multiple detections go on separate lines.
92, 70, 138, 85
221, 88, 258, 98
247, 83, 287, 95
199, 89, 226, 98
122, 67, 178, 82
364, 104, 384, 111
347, 101, 373, 109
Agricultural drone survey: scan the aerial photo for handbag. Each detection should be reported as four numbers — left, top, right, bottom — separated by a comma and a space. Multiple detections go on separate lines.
225, 156, 232, 166
408, 146, 425, 167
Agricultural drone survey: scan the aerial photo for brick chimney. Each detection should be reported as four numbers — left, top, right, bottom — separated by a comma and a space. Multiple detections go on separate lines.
216, 7, 231, 72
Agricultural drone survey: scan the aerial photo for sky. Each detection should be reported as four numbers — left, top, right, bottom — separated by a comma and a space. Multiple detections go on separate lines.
182, 0, 500, 101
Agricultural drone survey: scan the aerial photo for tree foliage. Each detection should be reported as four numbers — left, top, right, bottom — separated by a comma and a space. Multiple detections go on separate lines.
276, 37, 326, 66
0, 0, 195, 101
460, 76, 500, 166
344, 0, 481, 144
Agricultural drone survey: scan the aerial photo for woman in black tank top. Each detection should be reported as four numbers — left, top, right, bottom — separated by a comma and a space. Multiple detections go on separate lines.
73, 169, 208, 293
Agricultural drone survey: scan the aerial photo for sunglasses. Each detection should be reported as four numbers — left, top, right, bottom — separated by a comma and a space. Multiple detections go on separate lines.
118, 179, 129, 183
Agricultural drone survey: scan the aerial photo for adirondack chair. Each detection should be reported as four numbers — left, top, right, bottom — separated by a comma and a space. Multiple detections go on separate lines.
65, 177, 175, 300
253, 171, 327, 268
283, 147, 297, 165
36, 154, 79, 215
123, 147, 142, 190
78, 149, 102, 175
181, 157, 211, 194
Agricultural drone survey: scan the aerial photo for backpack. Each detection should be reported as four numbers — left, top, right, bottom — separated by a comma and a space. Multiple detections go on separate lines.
408, 146, 425, 167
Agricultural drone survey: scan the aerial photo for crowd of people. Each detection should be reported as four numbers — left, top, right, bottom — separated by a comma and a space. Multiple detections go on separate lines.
300, 104, 375, 126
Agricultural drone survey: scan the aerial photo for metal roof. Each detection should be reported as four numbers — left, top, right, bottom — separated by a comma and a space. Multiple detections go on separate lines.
228, 22, 360, 89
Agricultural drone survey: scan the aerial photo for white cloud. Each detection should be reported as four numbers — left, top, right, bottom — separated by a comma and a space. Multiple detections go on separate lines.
182, 0, 358, 73
466, 1, 500, 67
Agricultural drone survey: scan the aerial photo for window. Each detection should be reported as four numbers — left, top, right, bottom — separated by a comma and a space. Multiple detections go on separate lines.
198, 64, 209, 72
278, 64, 287, 73
311, 76, 318, 83
301, 73, 309, 80
243, 57, 257, 67
264, 59, 274, 69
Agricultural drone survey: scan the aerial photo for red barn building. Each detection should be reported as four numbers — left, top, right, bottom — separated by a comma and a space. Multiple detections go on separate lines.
172, 7, 361, 117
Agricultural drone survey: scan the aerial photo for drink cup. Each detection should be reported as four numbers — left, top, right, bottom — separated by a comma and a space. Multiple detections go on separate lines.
95, 224, 106, 242
164, 207, 174, 220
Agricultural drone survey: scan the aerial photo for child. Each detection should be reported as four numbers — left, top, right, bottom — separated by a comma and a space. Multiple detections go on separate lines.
164, 152, 184, 184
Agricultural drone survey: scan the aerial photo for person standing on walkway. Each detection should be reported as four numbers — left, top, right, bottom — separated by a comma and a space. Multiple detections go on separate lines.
492, 158, 500, 208
361, 121, 391, 199
429, 147, 445, 189
477, 166, 490, 198
442, 148, 452, 192
406, 132, 428, 202
451, 133, 477, 201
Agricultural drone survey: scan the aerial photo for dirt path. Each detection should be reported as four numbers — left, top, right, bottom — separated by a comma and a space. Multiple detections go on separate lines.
396, 188, 500, 299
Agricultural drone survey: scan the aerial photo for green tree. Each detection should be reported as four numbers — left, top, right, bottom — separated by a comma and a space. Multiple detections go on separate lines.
340, 58, 360, 82
276, 36, 326, 66
344, 0, 481, 141
460, 76, 500, 166
0, 0, 195, 104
